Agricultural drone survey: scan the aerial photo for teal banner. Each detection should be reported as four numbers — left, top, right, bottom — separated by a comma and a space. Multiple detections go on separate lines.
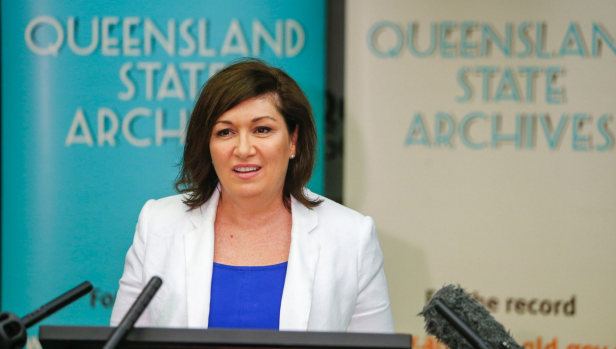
1, 0, 325, 341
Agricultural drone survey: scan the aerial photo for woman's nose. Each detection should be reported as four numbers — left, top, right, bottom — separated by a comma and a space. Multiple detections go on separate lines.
234, 133, 256, 159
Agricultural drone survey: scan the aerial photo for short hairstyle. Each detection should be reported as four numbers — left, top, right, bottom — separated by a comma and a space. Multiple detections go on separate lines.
175, 58, 322, 212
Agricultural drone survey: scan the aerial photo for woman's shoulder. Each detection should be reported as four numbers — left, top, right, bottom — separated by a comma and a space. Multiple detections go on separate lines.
303, 189, 374, 235
312, 195, 365, 220
302, 188, 364, 216
137, 193, 196, 232
145, 193, 191, 215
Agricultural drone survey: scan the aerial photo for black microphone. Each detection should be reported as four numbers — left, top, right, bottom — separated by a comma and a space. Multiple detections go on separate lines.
102, 276, 162, 349
419, 285, 523, 349
0, 281, 93, 349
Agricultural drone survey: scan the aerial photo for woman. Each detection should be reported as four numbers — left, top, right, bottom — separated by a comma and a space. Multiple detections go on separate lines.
110, 59, 394, 332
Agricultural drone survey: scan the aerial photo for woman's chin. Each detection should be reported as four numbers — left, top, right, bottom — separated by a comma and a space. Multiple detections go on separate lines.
223, 182, 279, 200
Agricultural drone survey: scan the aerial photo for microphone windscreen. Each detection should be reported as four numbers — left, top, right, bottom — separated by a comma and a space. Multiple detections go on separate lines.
419, 285, 523, 349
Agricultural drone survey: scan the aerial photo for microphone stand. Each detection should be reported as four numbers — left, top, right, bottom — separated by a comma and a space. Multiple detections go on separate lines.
0, 281, 93, 349
102, 276, 162, 349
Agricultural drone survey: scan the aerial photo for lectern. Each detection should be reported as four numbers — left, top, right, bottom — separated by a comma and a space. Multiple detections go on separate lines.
39, 326, 412, 349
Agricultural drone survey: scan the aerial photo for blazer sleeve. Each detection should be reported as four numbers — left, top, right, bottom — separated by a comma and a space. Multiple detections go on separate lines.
346, 216, 395, 333
110, 199, 154, 326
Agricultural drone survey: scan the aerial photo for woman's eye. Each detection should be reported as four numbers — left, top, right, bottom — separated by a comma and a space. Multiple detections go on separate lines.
217, 129, 232, 136
255, 126, 272, 134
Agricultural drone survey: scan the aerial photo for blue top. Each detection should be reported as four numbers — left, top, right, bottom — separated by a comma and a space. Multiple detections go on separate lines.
208, 262, 288, 330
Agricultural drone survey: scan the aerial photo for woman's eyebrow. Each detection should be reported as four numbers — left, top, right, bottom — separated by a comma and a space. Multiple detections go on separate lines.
215, 116, 277, 125
251, 116, 278, 123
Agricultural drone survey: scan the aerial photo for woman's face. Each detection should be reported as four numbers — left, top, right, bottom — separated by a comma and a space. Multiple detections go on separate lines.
210, 96, 297, 201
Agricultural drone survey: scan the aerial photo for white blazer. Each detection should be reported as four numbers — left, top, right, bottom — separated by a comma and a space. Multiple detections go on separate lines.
110, 188, 394, 333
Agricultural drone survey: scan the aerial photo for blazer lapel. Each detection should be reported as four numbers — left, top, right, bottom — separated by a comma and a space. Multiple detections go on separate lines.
184, 188, 220, 328
279, 195, 320, 331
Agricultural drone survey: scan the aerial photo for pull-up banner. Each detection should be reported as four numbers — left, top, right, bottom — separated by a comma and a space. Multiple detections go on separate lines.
345, 0, 615, 347
1, 0, 325, 343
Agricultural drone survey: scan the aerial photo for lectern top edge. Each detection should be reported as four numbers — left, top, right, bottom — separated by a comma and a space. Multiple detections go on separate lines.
39, 325, 413, 349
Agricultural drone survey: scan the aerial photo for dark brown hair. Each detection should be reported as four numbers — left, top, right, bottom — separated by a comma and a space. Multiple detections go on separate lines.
175, 58, 322, 212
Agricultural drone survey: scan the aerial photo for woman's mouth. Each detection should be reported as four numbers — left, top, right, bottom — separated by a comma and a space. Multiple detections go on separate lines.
233, 166, 261, 173
232, 166, 262, 179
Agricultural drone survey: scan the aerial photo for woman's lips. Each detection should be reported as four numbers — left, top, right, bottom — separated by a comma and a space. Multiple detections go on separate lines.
232, 167, 262, 179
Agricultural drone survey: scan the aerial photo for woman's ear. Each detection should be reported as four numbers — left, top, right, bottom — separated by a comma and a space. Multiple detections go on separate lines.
290, 125, 299, 155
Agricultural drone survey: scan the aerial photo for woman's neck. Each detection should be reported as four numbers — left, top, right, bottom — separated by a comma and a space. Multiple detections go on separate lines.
213, 186, 293, 266
216, 187, 290, 228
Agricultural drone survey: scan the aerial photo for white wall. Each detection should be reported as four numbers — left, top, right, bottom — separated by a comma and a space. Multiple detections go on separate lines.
345, 0, 616, 345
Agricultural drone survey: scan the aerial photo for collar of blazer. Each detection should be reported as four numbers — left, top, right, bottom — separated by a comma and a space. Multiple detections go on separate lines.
183, 186, 320, 330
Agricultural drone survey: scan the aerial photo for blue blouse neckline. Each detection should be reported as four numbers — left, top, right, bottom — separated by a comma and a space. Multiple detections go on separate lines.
213, 261, 288, 271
